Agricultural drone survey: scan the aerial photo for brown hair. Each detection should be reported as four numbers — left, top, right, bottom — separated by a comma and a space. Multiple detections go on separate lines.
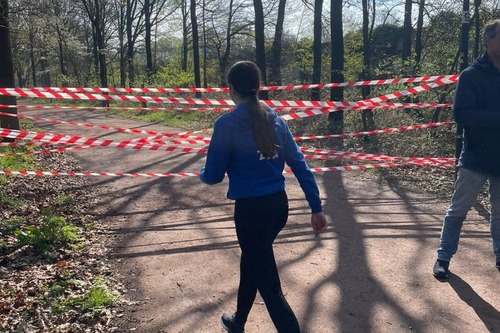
227, 61, 276, 158
483, 19, 500, 48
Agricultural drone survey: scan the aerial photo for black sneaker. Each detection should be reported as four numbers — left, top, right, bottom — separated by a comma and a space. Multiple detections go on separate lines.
221, 313, 245, 333
433, 259, 450, 279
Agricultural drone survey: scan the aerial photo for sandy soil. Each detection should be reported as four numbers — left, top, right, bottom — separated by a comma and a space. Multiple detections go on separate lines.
27, 107, 500, 333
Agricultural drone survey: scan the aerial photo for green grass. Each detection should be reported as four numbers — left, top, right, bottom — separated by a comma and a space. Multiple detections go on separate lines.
0, 119, 39, 183
109, 108, 220, 131
0, 192, 28, 209
0, 145, 38, 183
14, 213, 81, 255
50, 277, 116, 316
83, 282, 116, 311
52, 195, 75, 213
0, 216, 24, 236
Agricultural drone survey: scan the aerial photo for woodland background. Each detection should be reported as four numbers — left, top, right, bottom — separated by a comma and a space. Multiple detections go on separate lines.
1, 1, 499, 331
1, 0, 499, 145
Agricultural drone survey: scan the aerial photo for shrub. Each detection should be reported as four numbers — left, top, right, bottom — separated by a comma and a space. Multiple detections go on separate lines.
15, 213, 80, 254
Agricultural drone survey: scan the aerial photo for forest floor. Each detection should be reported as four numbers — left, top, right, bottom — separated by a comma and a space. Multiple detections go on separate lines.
2, 107, 499, 333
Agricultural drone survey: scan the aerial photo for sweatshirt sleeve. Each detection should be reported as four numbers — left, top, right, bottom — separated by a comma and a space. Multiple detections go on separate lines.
280, 119, 323, 213
453, 70, 500, 128
200, 117, 231, 185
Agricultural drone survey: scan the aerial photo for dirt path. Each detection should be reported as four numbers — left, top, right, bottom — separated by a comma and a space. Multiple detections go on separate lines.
26, 107, 500, 333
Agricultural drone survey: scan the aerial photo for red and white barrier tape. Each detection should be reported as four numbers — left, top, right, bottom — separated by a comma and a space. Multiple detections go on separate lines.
0, 102, 453, 119
30, 75, 458, 94
0, 111, 210, 142
303, 152, 455, 164
0, 161, 453, 178
0, 139, 210, 157
0, 139, 454, 165
0, 87, 236, 106
279, 103, 452, 112
0, 128, 208, 154
0, 110, 453, 145
299, 146, 455, 164
0, 170, 200, 177
1, 127, 455, 166
293, 121, 453, 140
0, 130, 454, 172
0, 77, 456, 108
0, 103, 233, 113
0, 145, 95, 157
281, 103, 453, 120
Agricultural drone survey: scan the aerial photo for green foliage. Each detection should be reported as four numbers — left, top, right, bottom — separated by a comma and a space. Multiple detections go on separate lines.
0, 145, 37, 184
419, 11, 462, 75
0, 119, 39, 183
83, 281, 116, 311
0, 216, 24, 236
15, 213, 81, 255
50, 277, 115, 317
371, 24, 405, 61
154, 56, 195, 88
133, 109, 219, 130
53, 195, 74, 206
293, 38, 314, 84
53, 195, 74, 210
344, 30, 364, 81
0, 193, 24, 209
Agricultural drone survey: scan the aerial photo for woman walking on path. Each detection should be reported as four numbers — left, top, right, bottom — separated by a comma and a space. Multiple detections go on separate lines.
200, 61, 328, 333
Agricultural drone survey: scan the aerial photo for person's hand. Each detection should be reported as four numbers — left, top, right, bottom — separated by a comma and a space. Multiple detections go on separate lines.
311, 212, 327, 236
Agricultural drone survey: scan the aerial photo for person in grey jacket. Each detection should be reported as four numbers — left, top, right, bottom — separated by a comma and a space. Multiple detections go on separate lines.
433, 19, 500, 279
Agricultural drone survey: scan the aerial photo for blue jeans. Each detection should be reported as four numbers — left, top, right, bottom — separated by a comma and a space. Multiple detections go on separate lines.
437, 167, 500, 262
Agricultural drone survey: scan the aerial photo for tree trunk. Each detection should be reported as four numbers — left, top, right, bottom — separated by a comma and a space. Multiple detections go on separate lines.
83, 0, 107, 88
56, 25, 67, 78
118, 2, 126, 87
219, 0, 234, 86
415, 0, 425, 74
402, 0, 412, 74
126, 0, 135, 86
270, 0, 286, 86
181, 0, 188, 71
94, 0, 107, 88
144, 0, 153, 81
329, 0, 344, 149
202, 0, 207, 87
190, 0, 201, 97
402, 0, 413, 113
311, 0, 323, 101
40, 51, 51, 86
473, 0, 482, 58
0, 0, 20, 133
361, 0, 375, 133
92, 25, 99, 78
29, 27, 37, 86
253, 0, 268, 99
361, 0, 369, 94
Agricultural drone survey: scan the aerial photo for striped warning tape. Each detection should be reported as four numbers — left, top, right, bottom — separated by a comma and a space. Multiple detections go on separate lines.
30, 74, 458, 94
0, 161, 454, 178
0, 77, 456, 109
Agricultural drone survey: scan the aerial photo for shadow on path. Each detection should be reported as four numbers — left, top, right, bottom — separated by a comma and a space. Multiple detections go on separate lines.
446, 273, 500, 332
301, 172, 426, 332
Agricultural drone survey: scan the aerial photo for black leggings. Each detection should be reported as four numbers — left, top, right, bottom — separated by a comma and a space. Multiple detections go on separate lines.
233, 190, 301, 333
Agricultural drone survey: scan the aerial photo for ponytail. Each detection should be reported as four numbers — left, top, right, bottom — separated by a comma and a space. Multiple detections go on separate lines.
227, 61, 276, 158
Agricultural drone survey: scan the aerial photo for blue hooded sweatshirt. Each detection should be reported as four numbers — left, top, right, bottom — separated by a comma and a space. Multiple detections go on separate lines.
454, 53, 500, 176
200, 103, 323, 213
